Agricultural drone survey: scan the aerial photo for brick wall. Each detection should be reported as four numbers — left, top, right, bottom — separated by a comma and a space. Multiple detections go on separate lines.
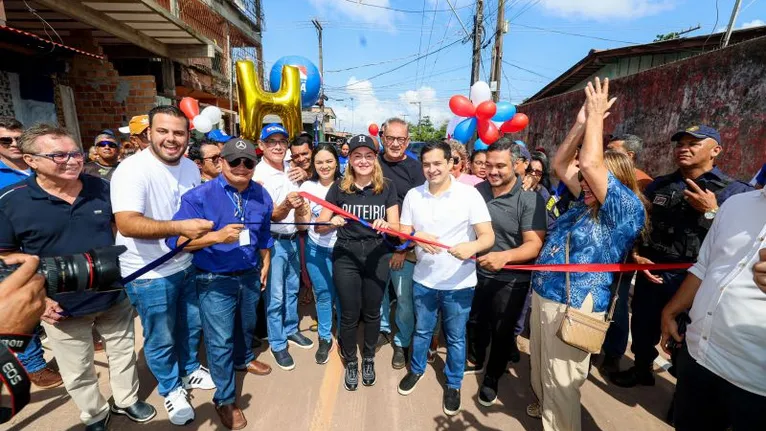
517, 36, 766, 181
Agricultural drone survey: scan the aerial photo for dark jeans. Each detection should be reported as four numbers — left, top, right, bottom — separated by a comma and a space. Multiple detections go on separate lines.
601, 271, 634, 358
630, 275, 679, 368
675, 346, 766, 431
467, 276, 529, 380
333, 238, 390, 362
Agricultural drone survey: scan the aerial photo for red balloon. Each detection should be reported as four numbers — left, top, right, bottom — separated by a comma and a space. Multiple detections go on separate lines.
500, 113, 529, 133
179, 97, 200, 121
368, 123, 379, 136
449, 95, 476, 117
477, 119, 500, 144
475, 100, 497, 121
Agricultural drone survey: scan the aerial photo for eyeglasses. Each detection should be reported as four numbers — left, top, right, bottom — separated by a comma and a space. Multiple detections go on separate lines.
0, 137, 18, 147
95, 141, 119, 149
528, 169, 544, 177
263, 139, 288, 148
203, 155, 221, 164
383, 135, 408, 145
352, 154, 377, 162
229, 158, 255, 169
30, 151, 85, 164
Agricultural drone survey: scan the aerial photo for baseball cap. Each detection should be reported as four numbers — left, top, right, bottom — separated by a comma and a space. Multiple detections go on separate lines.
221, 138, 258, 162
118, 115, 150, 135
671, 125, 721, 145
260, 123, 288, 141
347, 134, 378, 155
512, 143, 531, 161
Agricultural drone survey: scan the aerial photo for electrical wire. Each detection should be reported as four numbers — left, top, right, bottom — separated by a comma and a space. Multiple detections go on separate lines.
704, 0, 721, 47
23, 0, 65, 50
419, 0, 440, 87
340, 0, 477, 14
415, 0, 427, 88
502, 60, 551, 80
511, 23, 640, 44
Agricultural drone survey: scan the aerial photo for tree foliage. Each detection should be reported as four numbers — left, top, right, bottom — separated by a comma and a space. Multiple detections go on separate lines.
408, 116, 448, 142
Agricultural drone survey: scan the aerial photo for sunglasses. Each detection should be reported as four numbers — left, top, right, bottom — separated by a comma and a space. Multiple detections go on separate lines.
229, 158, 255, 169
203, 155, 221, 164
95, 141, 119, 149
452, 157, 461, 165
528, 169, 544, 177
0, 136, 17, 147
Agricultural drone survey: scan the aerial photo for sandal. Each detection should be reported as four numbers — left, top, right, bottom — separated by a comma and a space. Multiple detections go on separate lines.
526, 402, 542, 419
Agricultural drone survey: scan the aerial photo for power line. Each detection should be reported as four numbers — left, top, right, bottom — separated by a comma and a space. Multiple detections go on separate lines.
415, 0, 427, 88
326, 53, 421, 73
340, 0, 476, 13
502, 60, 552, 80
420, 0, 440, 87
511, 23, 640, 44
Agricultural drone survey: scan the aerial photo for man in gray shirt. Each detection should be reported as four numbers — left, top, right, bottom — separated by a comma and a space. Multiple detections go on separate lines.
466, 137, 547, 407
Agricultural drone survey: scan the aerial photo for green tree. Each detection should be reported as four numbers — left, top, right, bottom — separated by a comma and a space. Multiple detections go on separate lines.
654, 32, 680, 42
408, 116, 448, 141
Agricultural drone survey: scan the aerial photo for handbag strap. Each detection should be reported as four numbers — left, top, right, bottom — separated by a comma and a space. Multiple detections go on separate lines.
564, 233, 572, 309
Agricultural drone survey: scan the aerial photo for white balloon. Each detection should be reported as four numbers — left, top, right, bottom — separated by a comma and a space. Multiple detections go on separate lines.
446, 116, 464, 138
201, 106, 223, 124
470, 81, 492, 105
193, 115, 213, 133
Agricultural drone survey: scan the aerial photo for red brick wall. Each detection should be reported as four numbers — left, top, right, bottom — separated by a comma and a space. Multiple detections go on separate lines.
517, 36, 766, 181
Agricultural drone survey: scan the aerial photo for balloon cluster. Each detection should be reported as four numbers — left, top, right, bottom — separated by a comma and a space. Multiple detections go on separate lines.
179, 97, 223, 134
447, 81, 529, 145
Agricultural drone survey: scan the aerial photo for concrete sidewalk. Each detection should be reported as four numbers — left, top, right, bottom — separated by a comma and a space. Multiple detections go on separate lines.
1, 315, 675, 431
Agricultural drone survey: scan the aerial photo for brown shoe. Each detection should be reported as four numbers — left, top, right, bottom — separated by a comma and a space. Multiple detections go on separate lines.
28, 366, 63, 389
236, 360, 271, 376
215, 403, 247, 430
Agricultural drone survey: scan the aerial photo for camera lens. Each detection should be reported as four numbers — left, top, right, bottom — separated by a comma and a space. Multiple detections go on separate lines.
37, 246, 127, 296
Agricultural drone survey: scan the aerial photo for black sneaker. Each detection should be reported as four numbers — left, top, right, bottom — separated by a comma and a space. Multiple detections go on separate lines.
110, 399, 157, 423
397, 371, 422, 396
315, 339, 333, 364
344, 361, 359, 391
85, 412, 110, 431
391, 345, 407, 370
252, 337, 263, 349
609, 365, 655, 388
361, 357, 376, 386
443, 388, 461, 416
599, 354, 621, 375
271, 348, 295, 371
375, 332, 392, 352
464, 360, 484, 375
509, 336, 521, 363
287, 332, 314, 349
478, 377, 498, 407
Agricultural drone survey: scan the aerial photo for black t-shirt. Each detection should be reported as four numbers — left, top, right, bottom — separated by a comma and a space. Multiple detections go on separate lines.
379, 155, 426, 208
476, 176, 547, 283
325, 180, 398, 241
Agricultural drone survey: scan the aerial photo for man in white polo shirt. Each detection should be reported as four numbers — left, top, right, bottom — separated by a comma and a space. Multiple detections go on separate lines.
112, 106, 216, 426
254, 124, 312, 371
395, 140, 494, 417
661, 187, 766, 430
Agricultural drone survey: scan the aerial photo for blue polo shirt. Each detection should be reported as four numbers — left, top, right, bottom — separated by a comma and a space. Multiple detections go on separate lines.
0, 160, 31, 189
0, 174, 124, 316
167, 174, 274, 273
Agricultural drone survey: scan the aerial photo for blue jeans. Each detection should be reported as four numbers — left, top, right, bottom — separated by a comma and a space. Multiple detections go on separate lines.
305, 238, 339, 342
266, 238, 300, 352
380, 256, 416, 348
196, 269, 260, 406
411, 282, 474, 389
602, 271, 634, 358
125, 266, 201, 397
17, 332, 46, 373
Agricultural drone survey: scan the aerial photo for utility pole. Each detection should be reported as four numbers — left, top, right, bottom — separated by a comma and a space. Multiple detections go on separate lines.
489, 0, 505, 102
470, 0, 484, 87
410, 101, 422, 125
721, 0, 742, 48
312, 18, 325, 140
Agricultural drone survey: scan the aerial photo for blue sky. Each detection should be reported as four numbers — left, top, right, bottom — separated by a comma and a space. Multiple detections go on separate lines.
259, 0, 766, 134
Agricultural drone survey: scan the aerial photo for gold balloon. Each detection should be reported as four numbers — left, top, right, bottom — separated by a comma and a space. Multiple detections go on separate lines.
236, 60, 303, 141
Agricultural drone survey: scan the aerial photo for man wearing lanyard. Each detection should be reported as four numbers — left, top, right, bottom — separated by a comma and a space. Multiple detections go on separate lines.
169, 138, 273, 430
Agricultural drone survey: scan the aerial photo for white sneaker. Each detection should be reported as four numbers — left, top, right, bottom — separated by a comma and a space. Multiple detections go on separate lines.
164, 387, 194, 426
182, 366, 216, 390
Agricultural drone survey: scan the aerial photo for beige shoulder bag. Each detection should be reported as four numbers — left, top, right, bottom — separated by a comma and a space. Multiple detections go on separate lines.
556, 233, 624, 354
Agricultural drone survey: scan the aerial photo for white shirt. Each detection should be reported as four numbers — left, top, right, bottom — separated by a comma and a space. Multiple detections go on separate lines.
254, 159, 298, 235
687, 189, 766, 396
110, 148, 201, 279
401, 177, 491, 290
299, 180, 337, 248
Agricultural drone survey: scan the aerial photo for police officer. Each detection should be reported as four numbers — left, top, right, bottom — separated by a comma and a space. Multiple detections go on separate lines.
610, 125, 752, 388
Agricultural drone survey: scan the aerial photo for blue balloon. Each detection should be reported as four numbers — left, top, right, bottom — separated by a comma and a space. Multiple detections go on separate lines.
453, 117, 477, 143
514, 140, 526, 147
491, 102, 516, 122
474, 139, 489, 150
269, 56, 322, 108
207, 129, 231, 143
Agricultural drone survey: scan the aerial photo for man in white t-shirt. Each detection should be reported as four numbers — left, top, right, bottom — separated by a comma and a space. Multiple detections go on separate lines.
395, 141, 494, 417
111, 106, 216, 426
253, 124, 311, 371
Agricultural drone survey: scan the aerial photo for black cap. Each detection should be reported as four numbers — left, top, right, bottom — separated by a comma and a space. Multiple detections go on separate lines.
221, 138, 258, 162
671, 125, 722, 145
347, 134, 378, 155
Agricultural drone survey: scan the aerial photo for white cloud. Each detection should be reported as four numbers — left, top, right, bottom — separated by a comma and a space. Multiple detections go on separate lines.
308, 0, 399, 31
741, 19, 765, 29
539, 0, 674, 20
329, 77, 452, 135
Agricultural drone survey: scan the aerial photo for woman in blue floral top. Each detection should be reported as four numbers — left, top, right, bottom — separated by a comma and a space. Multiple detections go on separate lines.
526, 78, 647, 431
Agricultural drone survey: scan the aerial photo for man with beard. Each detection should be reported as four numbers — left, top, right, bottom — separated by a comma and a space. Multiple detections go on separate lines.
83, 132, 121, 180
111, 106, 216, 425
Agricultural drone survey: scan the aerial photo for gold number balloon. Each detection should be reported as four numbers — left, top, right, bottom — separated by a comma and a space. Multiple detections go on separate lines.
236, 60, 303, 140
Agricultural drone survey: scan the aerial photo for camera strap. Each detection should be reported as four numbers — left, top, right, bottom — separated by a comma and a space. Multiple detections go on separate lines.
0, 342, 31, 424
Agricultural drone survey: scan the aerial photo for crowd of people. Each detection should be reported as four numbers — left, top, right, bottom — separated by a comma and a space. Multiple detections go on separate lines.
0, 76, 765, 431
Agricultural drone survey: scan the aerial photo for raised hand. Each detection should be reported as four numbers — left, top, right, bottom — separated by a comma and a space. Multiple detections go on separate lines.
584, 77, 617, 120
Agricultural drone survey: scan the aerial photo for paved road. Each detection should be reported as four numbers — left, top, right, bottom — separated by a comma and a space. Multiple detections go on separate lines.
2, 315, 676, 431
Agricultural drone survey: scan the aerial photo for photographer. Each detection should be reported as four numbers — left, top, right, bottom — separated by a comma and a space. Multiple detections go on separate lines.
0, 125, 154, 431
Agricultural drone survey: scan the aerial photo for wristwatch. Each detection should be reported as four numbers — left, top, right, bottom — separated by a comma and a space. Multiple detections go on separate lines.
704, 208, 718, 220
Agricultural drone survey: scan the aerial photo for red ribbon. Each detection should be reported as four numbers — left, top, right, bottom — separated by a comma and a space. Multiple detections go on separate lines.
299, 191, 693, 273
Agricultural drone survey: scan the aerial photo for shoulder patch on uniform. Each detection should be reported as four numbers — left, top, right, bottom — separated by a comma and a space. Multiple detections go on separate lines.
652, 195, 669, 206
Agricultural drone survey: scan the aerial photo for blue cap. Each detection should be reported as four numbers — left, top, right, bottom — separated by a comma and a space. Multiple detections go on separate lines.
260, 123, 288, 140
671, 125, 721, 145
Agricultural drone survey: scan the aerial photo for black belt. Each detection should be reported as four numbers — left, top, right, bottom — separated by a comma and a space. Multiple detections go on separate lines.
216, 268, 257, 277
271, 232, 298, 240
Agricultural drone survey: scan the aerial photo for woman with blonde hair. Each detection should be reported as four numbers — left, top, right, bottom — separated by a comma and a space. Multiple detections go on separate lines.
316, 134, 399, 392
448, 140, 483, 186
527, 78, 647, 431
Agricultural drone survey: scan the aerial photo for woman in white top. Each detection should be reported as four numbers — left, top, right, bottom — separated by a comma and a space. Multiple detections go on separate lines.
298, 143, 342, 364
